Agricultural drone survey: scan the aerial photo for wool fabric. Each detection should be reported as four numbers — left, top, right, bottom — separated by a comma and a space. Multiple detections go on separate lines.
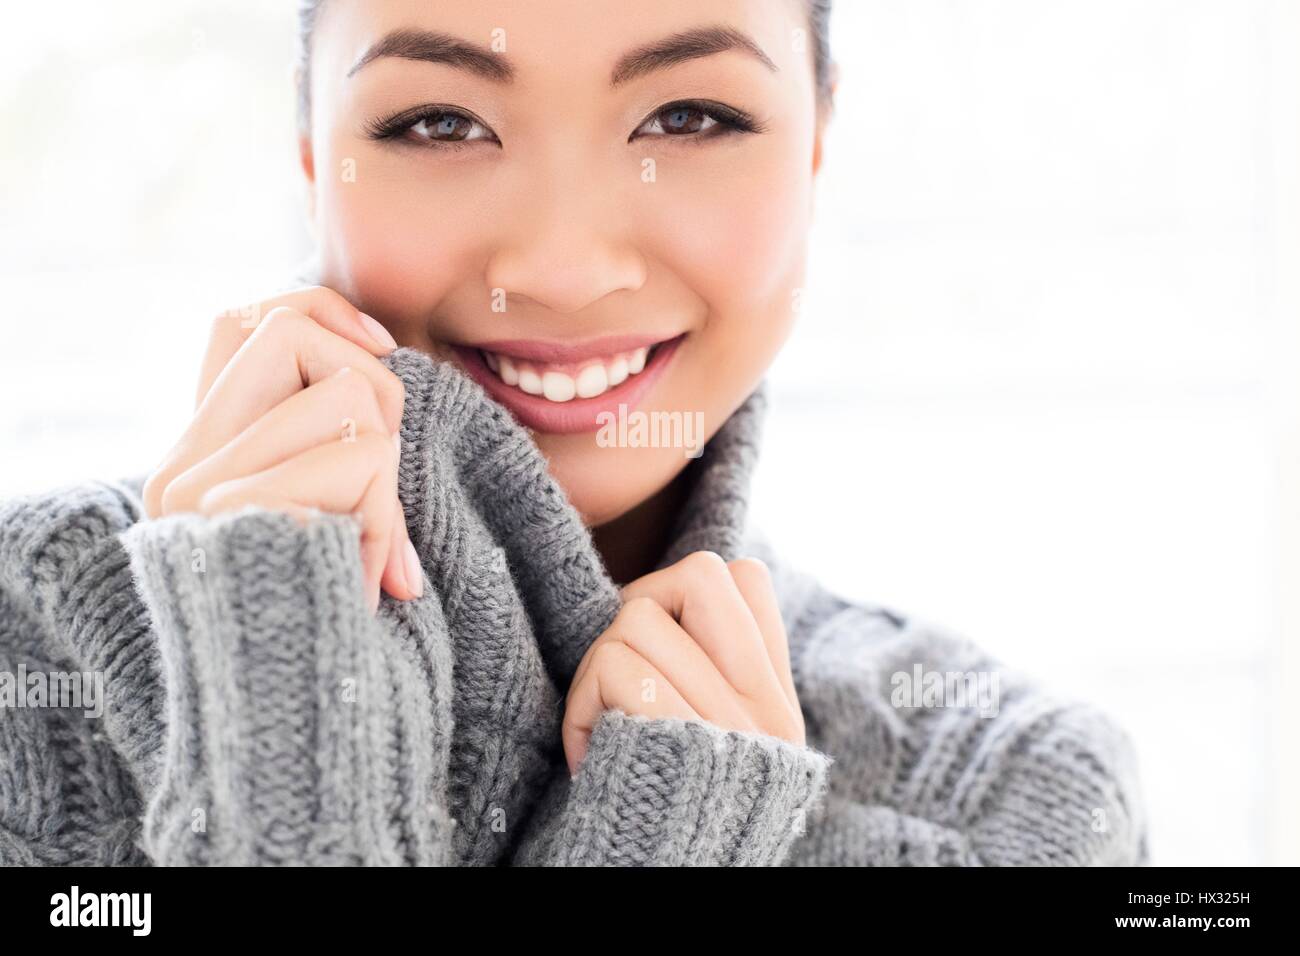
0, 347, 1147, 865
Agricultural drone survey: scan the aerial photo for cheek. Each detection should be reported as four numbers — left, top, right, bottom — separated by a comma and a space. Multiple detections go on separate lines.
647, 140, 812, 314
314, 135, 491, 322
640, 139, 812, 410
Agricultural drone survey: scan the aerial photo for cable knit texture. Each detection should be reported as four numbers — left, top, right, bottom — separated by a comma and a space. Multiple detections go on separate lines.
0, 346, 1147, 866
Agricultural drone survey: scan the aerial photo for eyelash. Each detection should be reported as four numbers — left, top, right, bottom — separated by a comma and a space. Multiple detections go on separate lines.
363, 98, 765, 151
629, 99, 767, 142
363, 103, 498, 150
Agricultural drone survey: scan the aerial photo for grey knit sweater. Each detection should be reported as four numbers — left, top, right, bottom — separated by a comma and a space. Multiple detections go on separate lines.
0, 346, 1147, 866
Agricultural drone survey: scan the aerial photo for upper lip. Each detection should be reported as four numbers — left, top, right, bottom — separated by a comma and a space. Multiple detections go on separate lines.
465, 333, 681, 364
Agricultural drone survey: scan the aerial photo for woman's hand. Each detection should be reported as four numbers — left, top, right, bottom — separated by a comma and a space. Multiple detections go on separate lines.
562, 551, 806, 776
141, 286, 421, 612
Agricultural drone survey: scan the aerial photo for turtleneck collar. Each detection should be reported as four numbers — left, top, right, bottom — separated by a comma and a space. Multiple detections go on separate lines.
383, 346, 768, 685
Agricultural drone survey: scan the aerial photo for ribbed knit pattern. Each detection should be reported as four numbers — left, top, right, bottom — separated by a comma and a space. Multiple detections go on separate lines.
0, 346, 1147, 866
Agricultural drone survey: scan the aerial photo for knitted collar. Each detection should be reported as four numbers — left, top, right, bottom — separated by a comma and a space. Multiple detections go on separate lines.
382, 346, 768, 686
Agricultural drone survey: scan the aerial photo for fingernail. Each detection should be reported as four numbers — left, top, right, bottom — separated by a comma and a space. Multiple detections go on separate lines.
358, 312, 398, 351
403, 539, 424, 598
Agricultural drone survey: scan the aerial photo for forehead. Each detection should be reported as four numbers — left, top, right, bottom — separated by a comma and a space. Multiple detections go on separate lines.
312, 0, 809, 88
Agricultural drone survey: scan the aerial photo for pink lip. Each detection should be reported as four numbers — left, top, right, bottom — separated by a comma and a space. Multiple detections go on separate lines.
452, 334, 686, 434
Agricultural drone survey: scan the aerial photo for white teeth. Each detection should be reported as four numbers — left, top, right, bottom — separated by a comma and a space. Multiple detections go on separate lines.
575, 364, 608, 399
482, 343, 663, 403
518, 368, 543, 395
541, 371, 576, 402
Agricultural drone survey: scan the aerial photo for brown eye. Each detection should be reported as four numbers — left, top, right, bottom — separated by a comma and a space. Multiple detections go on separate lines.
642, 105, 718, 137
365, 104, 500, 149
630, 99, 762, 142
656, 105, 710, 134
410, 112, 480, 143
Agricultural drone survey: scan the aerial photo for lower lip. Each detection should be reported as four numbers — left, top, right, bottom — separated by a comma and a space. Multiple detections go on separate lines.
452, 335, 685, 434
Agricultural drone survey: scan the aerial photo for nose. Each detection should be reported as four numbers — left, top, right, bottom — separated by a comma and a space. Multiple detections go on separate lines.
485, 164, 647, 316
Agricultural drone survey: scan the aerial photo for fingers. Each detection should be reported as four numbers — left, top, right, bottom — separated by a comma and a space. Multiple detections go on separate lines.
142, 285, 418, 611
570, 597, 755, 733
197, 432, 402, 612
564, 554, 809, 766
202, 304, 405, 448
727, 558, 802, 725
159, 366, 387, 515
145, 306, 404, 519
382, 434, 423, 601
197, 285, 397, 408
149, 363, 421, 603
562, 640, 700, 776
619, 550, 782, 701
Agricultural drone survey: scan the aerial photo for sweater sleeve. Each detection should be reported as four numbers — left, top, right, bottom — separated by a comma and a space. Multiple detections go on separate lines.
512, 710, 832, 866
118, 507, 456, 866
782, 589, 1147, 865
786, 704, 1149, 867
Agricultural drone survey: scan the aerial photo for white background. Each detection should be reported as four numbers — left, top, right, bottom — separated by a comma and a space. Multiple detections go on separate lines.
1, 1, 1296, 865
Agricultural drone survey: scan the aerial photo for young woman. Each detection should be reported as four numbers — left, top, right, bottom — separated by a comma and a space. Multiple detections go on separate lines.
0, 0, 1146, 865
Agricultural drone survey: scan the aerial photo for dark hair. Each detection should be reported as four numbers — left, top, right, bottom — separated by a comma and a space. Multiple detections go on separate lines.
808, 0, 834, 108
296, 0, 834, 130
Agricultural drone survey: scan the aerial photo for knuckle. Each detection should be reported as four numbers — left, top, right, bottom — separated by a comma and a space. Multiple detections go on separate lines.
589, 638, 632, 674
141, 469, 168, 517
618, 595, 660, 626
682, 549, 728, 579
191, 479, 219, 514
728, 556, 771, 583
304, 285, 357, 322
158, 475, 190, 515
195, 483, 230, 517
331, 366, 383, 421
332, 364, 368, 398
258, 305, 306, 341
305, 284, 346, 308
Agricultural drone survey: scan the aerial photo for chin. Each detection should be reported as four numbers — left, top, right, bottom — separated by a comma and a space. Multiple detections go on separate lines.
540, 438, 686, 528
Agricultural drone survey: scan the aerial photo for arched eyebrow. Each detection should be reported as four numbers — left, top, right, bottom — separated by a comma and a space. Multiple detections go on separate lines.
347, 25, 776, 87
610, 26, 778, 86
347, 29, 514, 82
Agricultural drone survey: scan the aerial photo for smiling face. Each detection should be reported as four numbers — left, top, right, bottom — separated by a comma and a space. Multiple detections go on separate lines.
300, 0, 830, 528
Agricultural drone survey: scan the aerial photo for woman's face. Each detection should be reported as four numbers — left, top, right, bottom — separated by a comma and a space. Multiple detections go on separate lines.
303, 0, 828, 526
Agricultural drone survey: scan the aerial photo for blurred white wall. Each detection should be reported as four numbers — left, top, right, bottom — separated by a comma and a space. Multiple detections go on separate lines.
1, 1, 1295, 865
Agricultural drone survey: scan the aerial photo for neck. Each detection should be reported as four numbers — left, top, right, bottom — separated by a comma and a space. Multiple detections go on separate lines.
592, 464, 698, 586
